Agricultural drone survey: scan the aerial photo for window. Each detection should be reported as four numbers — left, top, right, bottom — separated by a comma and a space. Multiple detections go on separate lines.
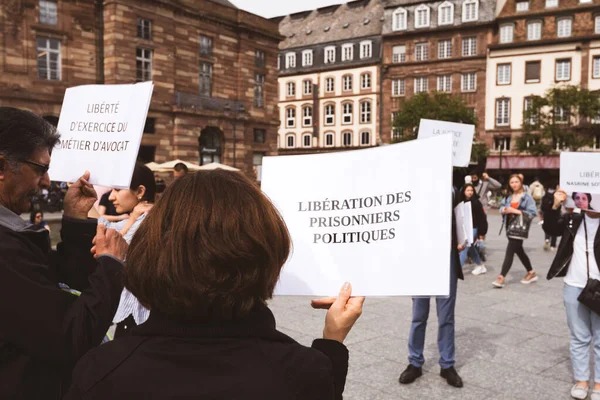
393, 45, 406, 63
361, 131, 371, 145
415, 5, 431, 28
462, 0, 478, 22
325, 46, 336, 64
516, 1, 529, 11
36, 37, 61, 80
136, 48, 152, 82
286, 52, 296, 68
415, 43, 429, 61
286, 108, 296, 128
581, 0, 592, 3
438, 2, 454, 25
342, 132, 353, 146
302, 134, 312, 148
39, 1, 57, 25
360, 41, 373, 59
325, 132, 334, 147
303, 106, 313, 127
500, 24, 514, 43
594, 134, 600, 150
496, 98, 511, 126
286, 134, 296, 148
302, 50, 313, 66
557, 17, 572, 38
342, 103, 353, 124
523, 97, 538, 125
199, 63, 213, 96
546, 0, 558, 7
437, 75, 452, 92
525, 61, 541, 83
554, 107, 569, 124
554, 137, 567, 150
253, 152, 265, 181
497, 64, 511, 85
360, 101, 372, 123
392, 79, 406, 96
438, 39, 452, 59
324, 104, 335, 125
462, 37, 477, 56
255, 50, 265, 67
200, 35, 213, 55
527, 20, 542, 40
414, 77, 428, 93
392, 112, 402, 141
287, 82, 296, 97
361, 73, 372, 89
325, 77, 335, 93
254, 73, 264, 107
143, 118, 156, 134
343, 75, 353, 91
136, 19, 152, 40
393, 7, 408, 31
556, 59, 571, 81
596, 16, 600, 34
593, 56, 600, 78
494, 137, 511, 151
254, 129, 266, 143
342, 44, 354, 61
461, 72, 477, 92
303, 80, 313, 95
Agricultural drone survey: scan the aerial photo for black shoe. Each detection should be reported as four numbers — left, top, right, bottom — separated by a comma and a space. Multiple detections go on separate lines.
398, 364, 422, 384
440, 367, 463, 388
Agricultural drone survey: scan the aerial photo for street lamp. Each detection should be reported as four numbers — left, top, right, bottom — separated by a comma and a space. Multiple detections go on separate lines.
224, 102, 245, 167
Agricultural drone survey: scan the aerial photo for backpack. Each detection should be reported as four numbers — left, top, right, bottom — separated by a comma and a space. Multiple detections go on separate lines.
532, 184, 543, 200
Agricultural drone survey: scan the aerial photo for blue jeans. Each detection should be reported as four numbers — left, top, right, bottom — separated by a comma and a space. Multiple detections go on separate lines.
408, 253, 458, 369
564, 284, 600, 382
459, 228, 483, 266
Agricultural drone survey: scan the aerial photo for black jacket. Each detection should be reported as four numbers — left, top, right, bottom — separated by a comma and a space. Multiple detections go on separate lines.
452, 191, 464, 280
465, 198, 488, 236
0, 209, 124, 399
543, 208, 600, 280
65, 305, 349, 400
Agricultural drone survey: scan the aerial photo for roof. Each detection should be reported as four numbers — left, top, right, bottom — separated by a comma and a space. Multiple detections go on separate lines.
278, 0, 384, 49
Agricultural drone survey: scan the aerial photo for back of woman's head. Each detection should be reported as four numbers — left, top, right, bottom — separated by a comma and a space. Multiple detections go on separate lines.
130, 162, 156, 202
125, 170, 291, 321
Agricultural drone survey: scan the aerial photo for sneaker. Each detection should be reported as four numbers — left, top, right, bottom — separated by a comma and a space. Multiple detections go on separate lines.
471, 265, 487, 276
571, 384, 589, 400
521, 271, 539, 284
492, 276, 505, 288
544, 240, 550, 250
591, 388, 600, 400
551, 247, 557, 252
398, 364, 422, 384
440, 367, 463, 388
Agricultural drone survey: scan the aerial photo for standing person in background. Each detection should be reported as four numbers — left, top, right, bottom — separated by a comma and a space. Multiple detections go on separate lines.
544, 190, 600, 400
459, 184, 488, 276
541, 182, 560, 251
98, 191, 128, 223
529, 177, 545, 214
173, 162, 188, 179
472, 172, 502, 209
492, 174, 539, 288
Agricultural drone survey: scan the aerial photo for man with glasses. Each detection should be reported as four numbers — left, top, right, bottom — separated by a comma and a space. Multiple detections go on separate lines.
0, 107, 128, 399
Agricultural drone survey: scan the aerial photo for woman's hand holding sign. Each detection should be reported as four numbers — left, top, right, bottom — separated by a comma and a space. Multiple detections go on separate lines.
311, 282, 365, 343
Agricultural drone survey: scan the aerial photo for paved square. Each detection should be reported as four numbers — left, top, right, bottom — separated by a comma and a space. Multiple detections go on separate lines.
269, 210, 574, 399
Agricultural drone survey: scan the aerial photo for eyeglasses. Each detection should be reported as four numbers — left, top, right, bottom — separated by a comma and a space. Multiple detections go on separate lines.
21, 160, 50, 176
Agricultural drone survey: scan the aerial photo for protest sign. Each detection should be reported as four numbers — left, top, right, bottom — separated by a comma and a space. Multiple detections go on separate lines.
48, 82, 154, 188
560, 152, 600, 194
261, 135, 453, 296
417, 119, 475, 167
454, 201, 473, 247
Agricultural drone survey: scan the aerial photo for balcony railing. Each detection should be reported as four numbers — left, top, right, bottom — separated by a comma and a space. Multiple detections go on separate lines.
175, 92, 246, 114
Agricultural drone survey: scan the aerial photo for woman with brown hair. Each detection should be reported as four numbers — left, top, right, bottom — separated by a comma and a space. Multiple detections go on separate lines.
67, 170, 364, 400
492, 174, 539, 288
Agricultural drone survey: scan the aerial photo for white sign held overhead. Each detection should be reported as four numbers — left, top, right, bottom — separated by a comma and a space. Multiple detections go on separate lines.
48, 82, 154, 188
560, 152, 600, 194
261, 135, 453, 297
417, 119, 475, 167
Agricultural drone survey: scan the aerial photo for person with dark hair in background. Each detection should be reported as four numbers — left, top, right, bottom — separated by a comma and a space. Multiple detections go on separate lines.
98, 190, 128, 223
30, 210, 51, 232
541, 181, 560, 251
173, 162, 188, 179
66, 170, 364, 400
459, 184, 488, 275
0, 107, 127, 399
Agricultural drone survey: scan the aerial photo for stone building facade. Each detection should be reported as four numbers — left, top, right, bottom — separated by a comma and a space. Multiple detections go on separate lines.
381, 0, 497, 144
0, 0, 281, 178
275, 0, 384, 155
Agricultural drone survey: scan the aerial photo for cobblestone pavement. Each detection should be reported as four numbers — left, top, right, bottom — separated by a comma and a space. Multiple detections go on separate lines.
268, 210, 575, 400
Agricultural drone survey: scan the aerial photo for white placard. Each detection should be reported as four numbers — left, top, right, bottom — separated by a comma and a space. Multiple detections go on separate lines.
48, 82, 154, 188
454, 203, 468, 246
261, 135, 453, 297
417, 119, 475, 167
464, 202, 473, 246
560, 152, 600, 194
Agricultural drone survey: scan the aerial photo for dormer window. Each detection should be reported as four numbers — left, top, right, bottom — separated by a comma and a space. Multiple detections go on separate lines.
285, 53, 296, 69
516, 1, 529, 11
302, 50, 313, 66
360, 41, 372, 59
415, 5, 431, 28
325, 46, 336, 64
438, 2, 454, 26
392, 7, 408, 31
546, 0, 558, 7
462, 0, 478, 22
342, 44, 354, 61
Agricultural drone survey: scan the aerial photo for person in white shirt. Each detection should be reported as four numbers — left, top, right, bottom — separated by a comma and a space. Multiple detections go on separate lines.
544, 190, 600, 400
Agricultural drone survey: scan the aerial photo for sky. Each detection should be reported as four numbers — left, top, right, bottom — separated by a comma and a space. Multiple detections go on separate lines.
230, 0, 344, 19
